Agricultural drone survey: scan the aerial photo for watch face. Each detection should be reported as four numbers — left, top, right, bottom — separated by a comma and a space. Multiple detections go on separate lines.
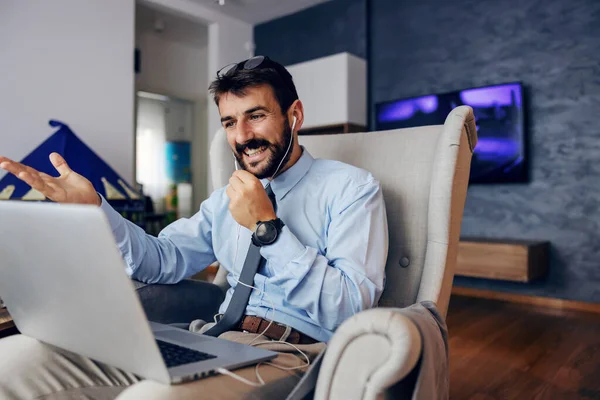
257, 221, 278, 244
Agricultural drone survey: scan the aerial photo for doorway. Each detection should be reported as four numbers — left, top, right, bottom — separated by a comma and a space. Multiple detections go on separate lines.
136, 91, 194, 226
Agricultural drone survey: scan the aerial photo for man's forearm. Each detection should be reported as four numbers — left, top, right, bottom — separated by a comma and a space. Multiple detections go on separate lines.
99, 194, 218, 283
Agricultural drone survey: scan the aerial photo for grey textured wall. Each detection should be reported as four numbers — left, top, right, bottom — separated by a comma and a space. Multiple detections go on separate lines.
256, 0, 600, 303
371, 0, 600, 302
254, 0, 366, 66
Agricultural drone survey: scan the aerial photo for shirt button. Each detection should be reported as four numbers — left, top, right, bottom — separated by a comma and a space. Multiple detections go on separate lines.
399, 257, 410, 268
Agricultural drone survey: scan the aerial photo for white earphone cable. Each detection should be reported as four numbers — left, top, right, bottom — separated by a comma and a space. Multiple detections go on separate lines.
219, 116, 310, 386
215, 367, 262, 387
218, 210, 311, 383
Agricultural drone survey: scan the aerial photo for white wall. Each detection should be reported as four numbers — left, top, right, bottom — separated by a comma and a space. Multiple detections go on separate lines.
0, 0, 135, 183
136, 36, 209, 101
135, 3, 208, 100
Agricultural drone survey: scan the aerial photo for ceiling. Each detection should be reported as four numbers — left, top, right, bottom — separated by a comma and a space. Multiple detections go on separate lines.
189, 0, 332, 24
136, 3, 208, 48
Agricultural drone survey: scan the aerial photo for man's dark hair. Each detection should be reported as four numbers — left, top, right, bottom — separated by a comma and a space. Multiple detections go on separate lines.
208, 59, 299, 114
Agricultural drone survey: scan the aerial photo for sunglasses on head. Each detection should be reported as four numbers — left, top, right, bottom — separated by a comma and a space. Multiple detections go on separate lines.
217, 56, 298, 103
216, 55, 281, 78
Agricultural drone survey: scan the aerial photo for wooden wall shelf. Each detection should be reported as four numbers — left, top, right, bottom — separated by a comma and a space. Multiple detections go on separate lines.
299, 123, 367, 136
456, 237, 550, 282
0, 308, 14, 332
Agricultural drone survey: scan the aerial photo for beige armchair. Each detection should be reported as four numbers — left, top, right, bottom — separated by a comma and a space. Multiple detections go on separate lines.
209, 106, 477, 398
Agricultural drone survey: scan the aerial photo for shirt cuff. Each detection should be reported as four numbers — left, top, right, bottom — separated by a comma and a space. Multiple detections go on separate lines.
259, 226, 306, 269
98, 193, 124, 232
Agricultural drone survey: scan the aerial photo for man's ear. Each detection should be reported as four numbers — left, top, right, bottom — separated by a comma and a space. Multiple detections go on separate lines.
288, 99, 304, 132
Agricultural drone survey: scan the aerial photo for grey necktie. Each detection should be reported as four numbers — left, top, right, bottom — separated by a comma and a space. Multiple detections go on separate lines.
203, 184, 276, 337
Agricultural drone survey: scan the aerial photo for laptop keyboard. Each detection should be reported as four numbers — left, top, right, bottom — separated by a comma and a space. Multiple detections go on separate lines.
156, 339, 217, 368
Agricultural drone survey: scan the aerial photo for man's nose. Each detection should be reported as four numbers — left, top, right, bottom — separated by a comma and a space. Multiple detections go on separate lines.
234, 119, 254, 145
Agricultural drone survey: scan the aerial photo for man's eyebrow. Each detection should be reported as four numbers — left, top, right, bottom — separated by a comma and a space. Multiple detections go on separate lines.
221, 106, 270, 123
245, 106, 269, 114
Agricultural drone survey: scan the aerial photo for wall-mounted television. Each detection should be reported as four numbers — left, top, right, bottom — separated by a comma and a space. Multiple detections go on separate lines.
375, 82, 528, 184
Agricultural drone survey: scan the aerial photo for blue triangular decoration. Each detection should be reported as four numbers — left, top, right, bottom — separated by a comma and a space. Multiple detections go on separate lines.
0, 120, 139, 200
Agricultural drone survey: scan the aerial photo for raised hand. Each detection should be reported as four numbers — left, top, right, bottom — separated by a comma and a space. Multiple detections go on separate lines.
226, 170, 276, 232
0, 152, 100, 206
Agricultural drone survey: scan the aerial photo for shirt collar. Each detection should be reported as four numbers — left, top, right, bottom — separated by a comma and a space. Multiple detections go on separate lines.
261, 147, 314, 201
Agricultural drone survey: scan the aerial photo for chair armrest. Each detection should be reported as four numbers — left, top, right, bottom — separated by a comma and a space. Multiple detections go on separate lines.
315, 308, 422, 400
135, 279, 225, 325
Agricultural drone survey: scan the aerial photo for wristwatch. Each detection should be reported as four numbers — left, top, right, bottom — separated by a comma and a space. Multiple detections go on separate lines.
252, 218, 285, 247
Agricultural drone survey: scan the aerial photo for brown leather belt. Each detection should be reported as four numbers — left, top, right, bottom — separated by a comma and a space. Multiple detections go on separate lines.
238, 315, 318, 345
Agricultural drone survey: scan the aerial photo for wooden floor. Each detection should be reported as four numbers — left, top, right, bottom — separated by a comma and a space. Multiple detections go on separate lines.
447, 295, 600, 400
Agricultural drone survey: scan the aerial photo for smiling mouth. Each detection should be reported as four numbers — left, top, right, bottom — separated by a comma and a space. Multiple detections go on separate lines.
243, 146, 268, 159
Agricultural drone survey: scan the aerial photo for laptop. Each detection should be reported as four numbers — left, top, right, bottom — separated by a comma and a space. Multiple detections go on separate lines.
0, 200, 277, 385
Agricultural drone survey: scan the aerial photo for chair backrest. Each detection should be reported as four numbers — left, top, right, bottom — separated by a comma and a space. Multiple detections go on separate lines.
209, 106, 477, 317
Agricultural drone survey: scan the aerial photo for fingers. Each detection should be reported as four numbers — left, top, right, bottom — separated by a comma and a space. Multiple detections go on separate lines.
233, 170, 259, 184
0, 156, 17, 168
0, 157, 59, 199
0, 158, 29, 177
228, 174, 244, 191
16, 170, 55, 198
0, 155, 64, 180
225, 185, 238, 201
2, 159, 52, 184
49, 153, 71, 177
1, 157, 53, 179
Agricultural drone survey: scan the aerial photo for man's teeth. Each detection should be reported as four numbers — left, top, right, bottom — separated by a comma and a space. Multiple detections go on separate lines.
245, 146, 266, 156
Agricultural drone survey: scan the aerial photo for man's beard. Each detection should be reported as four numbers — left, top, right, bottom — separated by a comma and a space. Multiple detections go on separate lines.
234, 120, 293, 179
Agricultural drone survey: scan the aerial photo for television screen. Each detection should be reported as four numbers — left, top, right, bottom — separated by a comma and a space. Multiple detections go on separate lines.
375, 82, 527, 184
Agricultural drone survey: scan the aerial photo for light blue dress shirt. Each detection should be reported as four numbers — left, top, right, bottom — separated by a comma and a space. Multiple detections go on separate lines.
100, 148, 388, 342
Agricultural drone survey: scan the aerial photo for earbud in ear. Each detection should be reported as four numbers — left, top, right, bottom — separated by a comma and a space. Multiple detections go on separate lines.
292, 116, 297, 131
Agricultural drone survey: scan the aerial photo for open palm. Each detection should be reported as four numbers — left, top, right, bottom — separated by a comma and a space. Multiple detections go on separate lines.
0, 152, 100, 205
